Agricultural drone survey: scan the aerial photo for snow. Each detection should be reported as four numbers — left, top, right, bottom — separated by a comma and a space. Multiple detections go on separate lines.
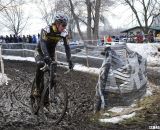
57, 50, 104, 60
2, 55, 100, 75
144, 82, 159, 97
73, 64, 100, 74
127, 43, 158, 58
145, 86, 153, 97
0, 73, 10, 86
99, 112, 136, 124
127, 43, 160, 66
108, 107, 126, 113
99, 105, 137, 124
3, 55, 35, 62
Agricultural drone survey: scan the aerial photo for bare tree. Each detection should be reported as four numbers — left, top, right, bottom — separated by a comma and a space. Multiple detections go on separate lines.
93, 0, 101, 40
86, 0, 92, 41
68, 0, 115, 43
89, 0, 115, 39
0, 0, 29, 36
34, 0, 75, 39
122, 0, 160, 34
0, 0, 15, 11
68, 0, 85, 40
36, 0, 55, 25
34, 0, 115, 42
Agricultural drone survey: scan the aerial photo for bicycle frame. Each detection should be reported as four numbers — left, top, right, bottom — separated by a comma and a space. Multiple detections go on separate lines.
31, 61, 69, 124
36, 61, 57, 113
48, 61, 57, 105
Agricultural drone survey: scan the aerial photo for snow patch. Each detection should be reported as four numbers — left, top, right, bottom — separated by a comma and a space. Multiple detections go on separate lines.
73, 64, 100, 74
99, 112, 136, 124
108, 107, 126, 113
2, 55, 100, 75
127, 43, 160, 66
0, 73, 10, 86
2, 55, 35, 62
127, 43, 158, 59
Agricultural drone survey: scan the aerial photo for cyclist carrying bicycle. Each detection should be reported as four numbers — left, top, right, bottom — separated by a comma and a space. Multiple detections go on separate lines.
32, 13, 73, 108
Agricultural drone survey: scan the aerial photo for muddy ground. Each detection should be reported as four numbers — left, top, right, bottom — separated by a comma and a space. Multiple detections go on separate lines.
0, 60, 160, 130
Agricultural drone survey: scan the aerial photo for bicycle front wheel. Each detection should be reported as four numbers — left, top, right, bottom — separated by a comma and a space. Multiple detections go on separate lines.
41, 80, 68, 124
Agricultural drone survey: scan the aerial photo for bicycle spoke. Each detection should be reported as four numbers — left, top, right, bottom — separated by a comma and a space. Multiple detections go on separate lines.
42, 82, 68, 123
30, 65, 68, 124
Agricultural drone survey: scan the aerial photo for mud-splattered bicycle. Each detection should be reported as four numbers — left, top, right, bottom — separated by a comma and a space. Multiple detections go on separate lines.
30, 61, 70, 124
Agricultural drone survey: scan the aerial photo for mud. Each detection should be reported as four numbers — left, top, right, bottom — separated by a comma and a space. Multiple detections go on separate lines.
0, 60, 159, 130
0, 60, 98, 130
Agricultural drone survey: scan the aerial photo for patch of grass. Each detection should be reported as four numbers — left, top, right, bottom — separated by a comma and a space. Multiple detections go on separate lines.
90, 90, 160, 128
122, 90, 160, 125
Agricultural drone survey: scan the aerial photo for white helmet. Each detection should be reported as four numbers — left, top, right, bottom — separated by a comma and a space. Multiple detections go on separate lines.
54, 13, 68, 25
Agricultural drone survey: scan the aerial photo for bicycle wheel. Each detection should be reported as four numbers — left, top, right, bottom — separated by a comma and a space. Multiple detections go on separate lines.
41, 79, 68, 124
30, 78, 40, 114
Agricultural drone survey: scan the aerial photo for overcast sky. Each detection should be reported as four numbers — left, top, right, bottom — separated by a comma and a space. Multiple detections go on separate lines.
0, 1, 46, 36
1, 1, 134, 36
108, 5, 134, 29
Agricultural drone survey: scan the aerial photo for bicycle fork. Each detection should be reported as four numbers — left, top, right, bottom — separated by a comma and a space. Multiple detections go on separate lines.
35, 62, 57, 115
48, 62, 57, 105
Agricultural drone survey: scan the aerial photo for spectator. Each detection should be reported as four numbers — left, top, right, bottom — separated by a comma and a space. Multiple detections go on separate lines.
101, 38, 104, 45
37, 33, 40, 43
13, 35, 18, 43
115, 36, 119, 42
9, 34, 13, 43
26, 35, 29, 43
22, 35, 26, 43
129, 32, 135, 43
29, 35, 32, 43
0, 36, 4, 43
18, 35, 23, 43
136, 31, 143, 43
97, 38, 102, 46
148, 31, 154, 43
5, 35, 9, 43
106, 35, 112, 44
32, 35, 37, 43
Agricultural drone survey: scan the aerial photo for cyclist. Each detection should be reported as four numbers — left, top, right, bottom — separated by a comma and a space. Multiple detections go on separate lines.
32, 13, 73, 108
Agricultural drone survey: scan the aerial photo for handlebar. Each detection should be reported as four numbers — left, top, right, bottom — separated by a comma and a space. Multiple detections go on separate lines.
40, 61, 72, 74
40, 63, 49, 71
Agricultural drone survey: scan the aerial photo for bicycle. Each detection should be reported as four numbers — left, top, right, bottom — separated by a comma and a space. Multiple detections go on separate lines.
30, 61, 70, 124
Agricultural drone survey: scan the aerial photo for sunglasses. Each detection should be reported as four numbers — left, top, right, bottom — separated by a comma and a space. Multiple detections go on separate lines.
62, 23, 67, 27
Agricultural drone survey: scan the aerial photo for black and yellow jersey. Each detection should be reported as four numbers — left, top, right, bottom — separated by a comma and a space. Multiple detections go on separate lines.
36, 24, 71, 62
41, 25, 63, 43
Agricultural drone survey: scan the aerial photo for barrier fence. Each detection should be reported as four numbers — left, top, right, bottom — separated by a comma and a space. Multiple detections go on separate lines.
0, 42, 105, 68
1, 42, 159, 69
0, 44, 8, 85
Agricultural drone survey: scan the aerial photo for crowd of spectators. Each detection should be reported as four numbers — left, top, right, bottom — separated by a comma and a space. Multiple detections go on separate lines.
121, 31, 155, 43
97, 31, 157, 46
0, 34, 40, 44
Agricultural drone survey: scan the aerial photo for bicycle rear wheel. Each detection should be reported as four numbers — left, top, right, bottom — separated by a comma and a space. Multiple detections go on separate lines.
30, 78, 40, 115
41, 79, 68, 124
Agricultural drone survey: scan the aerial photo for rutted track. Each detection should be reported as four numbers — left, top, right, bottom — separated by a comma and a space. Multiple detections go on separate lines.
0, 60, 98, 130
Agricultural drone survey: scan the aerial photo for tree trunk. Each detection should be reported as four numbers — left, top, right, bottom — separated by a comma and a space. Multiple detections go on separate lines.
86, 0, 92, 44
69, 0, 84, 41
93, 0, 101, 43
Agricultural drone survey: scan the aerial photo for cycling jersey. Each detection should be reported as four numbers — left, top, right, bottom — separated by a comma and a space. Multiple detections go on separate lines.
35, 24, 71, 62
